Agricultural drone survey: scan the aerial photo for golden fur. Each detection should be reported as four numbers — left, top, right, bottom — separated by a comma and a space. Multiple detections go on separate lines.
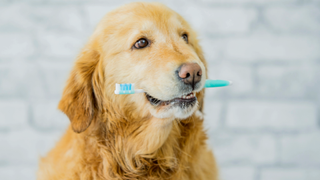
38, 2, 218, 180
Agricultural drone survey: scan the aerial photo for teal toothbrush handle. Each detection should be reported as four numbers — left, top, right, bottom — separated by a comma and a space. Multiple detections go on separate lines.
204, 80, 232, 88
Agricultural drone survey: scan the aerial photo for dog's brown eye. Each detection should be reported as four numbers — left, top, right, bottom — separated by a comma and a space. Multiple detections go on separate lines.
134, 38, 149, 49
182, 34, 188, 43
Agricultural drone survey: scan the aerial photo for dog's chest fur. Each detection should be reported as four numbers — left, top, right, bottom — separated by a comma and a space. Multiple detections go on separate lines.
38, 116, 218, 180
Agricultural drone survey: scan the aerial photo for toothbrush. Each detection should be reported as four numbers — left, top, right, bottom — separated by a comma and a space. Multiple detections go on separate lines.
115, 83, 145, 95
114, 80, 232, 95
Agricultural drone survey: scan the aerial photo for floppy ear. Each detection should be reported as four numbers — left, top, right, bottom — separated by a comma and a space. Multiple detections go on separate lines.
58, 49, 104, 133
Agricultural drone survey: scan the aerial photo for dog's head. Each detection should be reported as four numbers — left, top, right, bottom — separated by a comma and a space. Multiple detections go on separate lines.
59, 2, 207, 133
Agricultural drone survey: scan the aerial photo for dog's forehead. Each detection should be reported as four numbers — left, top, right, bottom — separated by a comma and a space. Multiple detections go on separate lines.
143, 15, 183, 30
132, 16, 184, 38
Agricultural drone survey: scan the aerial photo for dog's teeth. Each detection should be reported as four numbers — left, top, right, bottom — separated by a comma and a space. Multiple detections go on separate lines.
180, 93, 197, 99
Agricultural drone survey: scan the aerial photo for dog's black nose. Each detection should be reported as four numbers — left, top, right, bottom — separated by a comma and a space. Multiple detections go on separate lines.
178, 63, 202, 89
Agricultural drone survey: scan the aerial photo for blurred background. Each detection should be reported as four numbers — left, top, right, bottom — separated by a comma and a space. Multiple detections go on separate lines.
0, 0, 320, 180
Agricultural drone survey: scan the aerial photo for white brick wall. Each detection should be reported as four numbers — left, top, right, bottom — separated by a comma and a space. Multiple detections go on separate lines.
226, 101, 317, 130
0, 0, 319, 180
0, 101, 28, 130
216, 34, 320, 62
212, 133, 277, 165
31, 100, 69, 130
280, 132, 320, 165
0, 63, 27, 97
37, 62, 72, 97
200, 0, 303, 4
83, 5, 119, 30
37, 32, 85, 58
261, 168, 320, 180
207, 64, 254, 96
220, 166, 256, 180
0, 33, 35, 58
257, 65, 319, 98
0, 166, 37, 180
203, 101, 223, 132
0, 128, 62, 165
264, 5, 320, 33
176, 6, 258, 35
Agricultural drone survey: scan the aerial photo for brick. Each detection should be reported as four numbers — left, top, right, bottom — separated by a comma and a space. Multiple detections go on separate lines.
28, 6, 85, 33
38, 62, 72, 97
85, 5, 257, 35
0, 166, 37, 180
31, 99, 69, 130
257, 65, 319, 98
0, 33, 35, 58
82, 0, 191, 30
0, 5, 85, 34
24, 64, 47, 99
83, 5, 119, 31
199, 38, 222, 62
0, 63, 52, 99
0, 100, 28, 129
261, 167, 320, 180
200, 0, 300, 4
0, 62, 71, 100
22, 62, 71, 99
37, 32, 85, 58
0, 128, 63, 165
0, 4, 33, 32
203, 101, 222, 132
220, 166, 255, 180
207, 64, 254, 96
280, 132, 320, 165
265, 5, 320, 33
226, 101, 317, 130
0, 63, 27, 97
211, 133, 276, 165
175, 7, 257, 35
211, 35, 320, 62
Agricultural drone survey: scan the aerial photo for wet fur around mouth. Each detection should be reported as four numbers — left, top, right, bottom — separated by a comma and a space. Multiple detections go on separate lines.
144, 75, 202, 107
145, 92, 197, 107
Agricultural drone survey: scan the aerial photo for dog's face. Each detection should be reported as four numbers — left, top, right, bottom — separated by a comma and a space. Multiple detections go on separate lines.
59, 2, 207, 133
100, 3, 207, 119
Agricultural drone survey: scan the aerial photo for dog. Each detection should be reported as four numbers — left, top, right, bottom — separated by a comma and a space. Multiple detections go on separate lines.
37, 2, 218, 180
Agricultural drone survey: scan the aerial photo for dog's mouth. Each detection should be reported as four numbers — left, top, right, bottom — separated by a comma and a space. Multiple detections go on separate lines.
145, 92, 197, 107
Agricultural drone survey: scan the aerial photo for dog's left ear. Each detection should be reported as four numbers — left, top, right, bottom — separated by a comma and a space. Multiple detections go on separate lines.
58, 49, 104, 133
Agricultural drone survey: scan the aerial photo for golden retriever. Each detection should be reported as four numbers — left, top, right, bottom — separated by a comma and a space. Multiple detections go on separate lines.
38, 2, 218, 180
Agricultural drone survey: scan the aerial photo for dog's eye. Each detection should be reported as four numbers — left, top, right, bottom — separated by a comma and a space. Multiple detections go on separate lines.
134, 38, 149, 49
182, 34, 188, 43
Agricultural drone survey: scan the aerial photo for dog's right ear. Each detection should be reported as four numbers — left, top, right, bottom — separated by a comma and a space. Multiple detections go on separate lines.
58, 49, 104, 133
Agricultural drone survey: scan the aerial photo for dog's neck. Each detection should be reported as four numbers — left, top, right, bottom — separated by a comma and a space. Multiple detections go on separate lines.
79, 111, 206, 179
